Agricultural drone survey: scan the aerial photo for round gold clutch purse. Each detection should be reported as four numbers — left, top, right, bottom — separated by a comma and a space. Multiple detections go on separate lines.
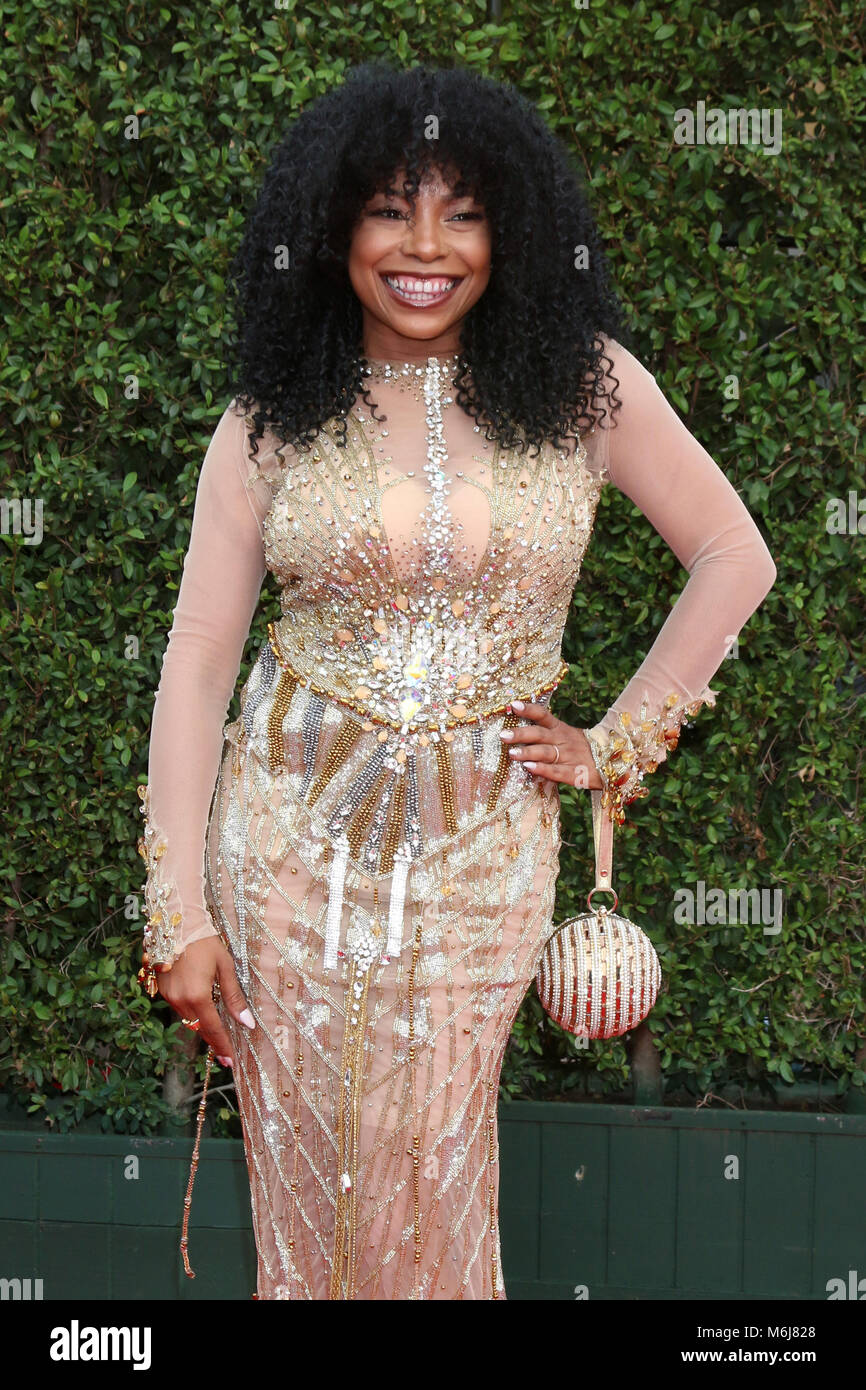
535, 789, 662, 1039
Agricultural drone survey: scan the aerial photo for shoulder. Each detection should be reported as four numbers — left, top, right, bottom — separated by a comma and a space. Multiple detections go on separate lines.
225, 397, 311, 495
593, 336, 686, 441
221, 396, 278, 463
584, 337, 690, 487
574, 336, 654, 482
595, 335, 660, 402
225, 396, 258, 436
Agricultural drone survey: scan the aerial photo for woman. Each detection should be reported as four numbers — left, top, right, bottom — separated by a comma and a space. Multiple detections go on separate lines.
136, 62, 776, 1300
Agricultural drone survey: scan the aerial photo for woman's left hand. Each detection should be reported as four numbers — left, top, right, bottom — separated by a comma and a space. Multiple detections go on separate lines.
500, 701, 604, 789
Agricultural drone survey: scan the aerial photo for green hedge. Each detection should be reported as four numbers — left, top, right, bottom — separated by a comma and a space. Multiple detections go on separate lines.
2, 0, 863, 1134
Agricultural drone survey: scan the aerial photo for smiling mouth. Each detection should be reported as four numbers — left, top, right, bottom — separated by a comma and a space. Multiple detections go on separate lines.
381, 274, 463, 308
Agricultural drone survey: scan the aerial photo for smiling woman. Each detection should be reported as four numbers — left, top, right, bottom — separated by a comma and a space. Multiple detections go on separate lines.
349, 167, 491, 330
136, 61, 775, 1301
219, 61, 624, 455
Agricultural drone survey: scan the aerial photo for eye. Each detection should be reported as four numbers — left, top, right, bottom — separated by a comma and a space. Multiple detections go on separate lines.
449, 211, 485, 222
369, 206, 405, 219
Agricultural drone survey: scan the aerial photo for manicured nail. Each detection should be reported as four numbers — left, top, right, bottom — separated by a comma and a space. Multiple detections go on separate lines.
511, 700, 524, 711
500, 730, 513, 740
508, 747, 520, 756
239, 1009, 256, 1030
524, 761, 536, 770
217, 1055, 233, 1068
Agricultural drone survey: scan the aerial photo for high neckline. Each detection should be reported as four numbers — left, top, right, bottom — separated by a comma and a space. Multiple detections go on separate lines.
361, 351, 464, 377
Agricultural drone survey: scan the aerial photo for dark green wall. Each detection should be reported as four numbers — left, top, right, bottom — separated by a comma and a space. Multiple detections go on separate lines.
3, 1103, 864, 1300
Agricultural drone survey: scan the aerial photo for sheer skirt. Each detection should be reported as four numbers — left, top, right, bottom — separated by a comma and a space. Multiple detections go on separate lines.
205, 712, 562, 1300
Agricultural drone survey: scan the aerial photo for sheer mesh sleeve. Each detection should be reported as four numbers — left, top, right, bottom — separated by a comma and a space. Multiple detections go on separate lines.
137, 402, 271, 977
582, 340, 777, 824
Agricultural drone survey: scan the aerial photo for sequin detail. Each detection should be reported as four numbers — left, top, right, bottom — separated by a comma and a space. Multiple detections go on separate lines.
585, 687, 718, 824
136, 782, 182, 975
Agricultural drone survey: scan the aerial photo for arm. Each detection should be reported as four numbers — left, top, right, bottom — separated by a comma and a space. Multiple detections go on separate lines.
137, 402, 268, 989
581, 340, 777, 823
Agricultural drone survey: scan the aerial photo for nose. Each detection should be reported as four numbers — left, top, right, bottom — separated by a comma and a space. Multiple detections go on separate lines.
399, 206, 448, 262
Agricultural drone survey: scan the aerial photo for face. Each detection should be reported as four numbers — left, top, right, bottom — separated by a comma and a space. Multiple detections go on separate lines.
348, 165, 492, 360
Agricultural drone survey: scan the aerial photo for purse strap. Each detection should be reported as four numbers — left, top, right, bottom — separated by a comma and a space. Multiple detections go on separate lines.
590, 788, 615, 893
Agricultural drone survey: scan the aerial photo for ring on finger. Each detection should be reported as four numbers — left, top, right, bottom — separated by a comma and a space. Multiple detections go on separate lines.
181, 1017, 200, 1031
551, 745, 560, 763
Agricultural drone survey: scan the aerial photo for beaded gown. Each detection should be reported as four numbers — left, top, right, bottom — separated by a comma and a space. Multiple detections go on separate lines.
137, 341, 776, 1300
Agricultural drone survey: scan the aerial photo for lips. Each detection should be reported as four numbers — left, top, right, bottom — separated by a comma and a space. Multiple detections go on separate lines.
381, 274, 462, 308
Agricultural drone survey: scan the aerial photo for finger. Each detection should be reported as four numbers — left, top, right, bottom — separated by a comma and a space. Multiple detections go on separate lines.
183, 996, 236, 1060
522, 758, 579, 785
500, 722, 558, 746
216, 950, 256, 1031
160, 980, 233, 1059
508, 700, 554, 725
156, 972, 186, 1013
506, 740, 558, 762
161, 976, 234, 1057
500, 727, 537, 746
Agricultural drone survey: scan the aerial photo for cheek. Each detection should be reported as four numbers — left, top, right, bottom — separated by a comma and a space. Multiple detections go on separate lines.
347, 230, 383, 302
346, 256, 362, 307
347, 228, 369, 272
348, 222, 384, 278
466, 229, 493, 279
465, 242, 492, 301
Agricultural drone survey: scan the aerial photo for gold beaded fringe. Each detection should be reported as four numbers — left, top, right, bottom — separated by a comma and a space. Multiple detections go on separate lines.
432, 737, 458, 836
346, 768, 390, 859
267, 668, 299, 772
330, 958, 373, 1299
307, 719, 363, 806
379, 775, 407, 874
486, 709, 522, 813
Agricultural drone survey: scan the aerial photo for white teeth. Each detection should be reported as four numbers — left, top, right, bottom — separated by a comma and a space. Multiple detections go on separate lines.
383, 275, 459, 302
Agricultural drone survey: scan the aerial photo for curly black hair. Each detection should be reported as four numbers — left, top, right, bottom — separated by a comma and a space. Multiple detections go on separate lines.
225, 61, 627, 458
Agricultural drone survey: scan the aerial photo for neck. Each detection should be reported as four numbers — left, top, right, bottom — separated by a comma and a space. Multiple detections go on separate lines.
361, 324, 464, 363
363, 350, 462, 369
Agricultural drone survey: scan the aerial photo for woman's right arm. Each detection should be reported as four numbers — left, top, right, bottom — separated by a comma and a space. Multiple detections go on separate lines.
137, 402, 268, 1052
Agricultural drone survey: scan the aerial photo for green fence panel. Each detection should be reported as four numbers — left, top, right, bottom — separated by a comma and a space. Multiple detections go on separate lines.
3, 1103, 864, 1301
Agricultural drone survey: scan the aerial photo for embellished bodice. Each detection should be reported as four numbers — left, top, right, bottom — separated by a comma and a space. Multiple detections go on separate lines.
254, 355, 603, 734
